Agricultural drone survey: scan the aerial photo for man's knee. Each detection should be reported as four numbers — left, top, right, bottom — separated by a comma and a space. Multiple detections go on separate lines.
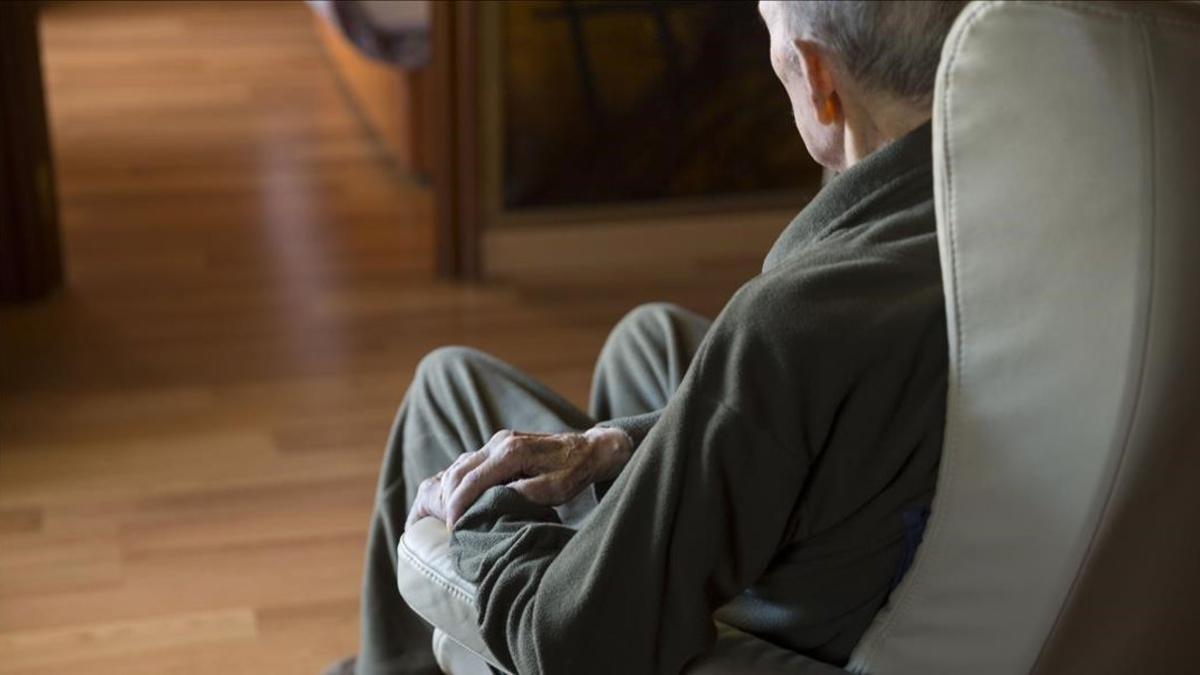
609, 302, 681, 345
416, 345, 484, 372
403, 346, 495, 469
413, 346, 491, 389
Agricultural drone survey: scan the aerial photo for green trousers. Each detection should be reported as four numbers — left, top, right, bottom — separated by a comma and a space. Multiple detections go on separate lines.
357, 303, 712, 675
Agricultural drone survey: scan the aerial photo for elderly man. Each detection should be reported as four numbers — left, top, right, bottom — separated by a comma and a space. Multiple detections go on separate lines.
336, 2, 966, 673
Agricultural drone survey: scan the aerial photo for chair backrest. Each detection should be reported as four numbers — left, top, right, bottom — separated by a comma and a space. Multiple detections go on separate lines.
847, 2, 1200, 673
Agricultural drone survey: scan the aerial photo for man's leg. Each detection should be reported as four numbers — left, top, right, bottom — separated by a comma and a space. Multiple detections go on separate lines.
590, 302, 712, 420
356, 303, 710, 674
357, 347, 596, 675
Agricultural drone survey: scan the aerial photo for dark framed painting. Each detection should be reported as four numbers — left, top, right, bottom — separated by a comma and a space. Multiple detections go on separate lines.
479, 0, 822, 224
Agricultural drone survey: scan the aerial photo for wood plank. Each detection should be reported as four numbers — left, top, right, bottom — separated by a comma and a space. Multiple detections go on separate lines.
0, 608, 257, 673
0, 532, 121, 598
0, 508, 42, 535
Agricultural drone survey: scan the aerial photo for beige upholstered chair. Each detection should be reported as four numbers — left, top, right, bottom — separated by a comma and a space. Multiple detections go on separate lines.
396, 2, 1200, 672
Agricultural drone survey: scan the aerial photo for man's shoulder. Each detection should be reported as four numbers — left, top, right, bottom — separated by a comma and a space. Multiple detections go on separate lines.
710, 229, 945, 366
740, 233, 936, 312
705, 260, 865, 367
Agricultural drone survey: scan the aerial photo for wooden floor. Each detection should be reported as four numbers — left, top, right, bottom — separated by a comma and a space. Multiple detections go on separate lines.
0, 2, 760, 673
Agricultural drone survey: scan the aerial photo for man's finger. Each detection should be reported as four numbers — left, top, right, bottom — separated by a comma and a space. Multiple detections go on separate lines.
440, 451, 487, 510
439, 430, 514, 507
445, 450, 524, 525
406, 501, 428, 529
407, 485, 433, 528
407, 475, 442, 528
487, 428, 514, 444
508, 472, 573, 506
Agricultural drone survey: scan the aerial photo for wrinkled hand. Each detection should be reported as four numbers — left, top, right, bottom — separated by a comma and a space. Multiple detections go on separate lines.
407, 427, 633, 529
406, 469, 450, 528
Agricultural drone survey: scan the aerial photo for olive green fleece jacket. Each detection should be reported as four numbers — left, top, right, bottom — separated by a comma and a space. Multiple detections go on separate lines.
449, 122, 947, 674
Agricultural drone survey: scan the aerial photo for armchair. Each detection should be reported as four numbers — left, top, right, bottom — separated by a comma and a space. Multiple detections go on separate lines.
396, 2, 1200, 673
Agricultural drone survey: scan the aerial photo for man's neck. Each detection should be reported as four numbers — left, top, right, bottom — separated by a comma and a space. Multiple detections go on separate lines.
842, 95, 931, 169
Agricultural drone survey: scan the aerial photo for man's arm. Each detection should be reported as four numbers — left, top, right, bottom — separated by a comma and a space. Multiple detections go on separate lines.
596, 409, 662, 449
448, 338, 813, 675
591, 409, 662, 498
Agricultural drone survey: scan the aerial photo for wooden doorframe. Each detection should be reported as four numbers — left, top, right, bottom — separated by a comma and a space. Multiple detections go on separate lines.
428, 3, 820, 283
429, 1, 481, 280
0, 0, 62, 302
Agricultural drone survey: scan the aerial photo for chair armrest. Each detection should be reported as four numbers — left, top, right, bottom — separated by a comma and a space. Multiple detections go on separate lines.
397, 517, 848, 675
396, 517, 509, 673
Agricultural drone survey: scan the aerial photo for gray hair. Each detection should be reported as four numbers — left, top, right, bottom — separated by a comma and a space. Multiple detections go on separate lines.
778, 1, 968, 103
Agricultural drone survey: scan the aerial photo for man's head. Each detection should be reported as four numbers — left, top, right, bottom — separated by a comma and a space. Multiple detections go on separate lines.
759, 1, 966, 171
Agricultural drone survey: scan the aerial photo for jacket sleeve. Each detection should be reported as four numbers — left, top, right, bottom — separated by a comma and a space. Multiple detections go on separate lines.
449, 333, 814, 675
597, 410, 662, 449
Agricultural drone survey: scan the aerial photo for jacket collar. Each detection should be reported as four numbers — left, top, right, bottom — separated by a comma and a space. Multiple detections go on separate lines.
763, 122, 933, 273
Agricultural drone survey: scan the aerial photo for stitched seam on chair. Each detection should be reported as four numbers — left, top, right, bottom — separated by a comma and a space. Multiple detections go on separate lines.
391, 570, 471, 667
439, 627, 513, 675
398, 536, 477, 607
396, 575, 505, 673
1035, 0, 1200, 31
1027, 17, 1159, 674
848, 2, 996, 669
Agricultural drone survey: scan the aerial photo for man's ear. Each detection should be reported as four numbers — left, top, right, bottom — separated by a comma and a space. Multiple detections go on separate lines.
794, 39, 841, 125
